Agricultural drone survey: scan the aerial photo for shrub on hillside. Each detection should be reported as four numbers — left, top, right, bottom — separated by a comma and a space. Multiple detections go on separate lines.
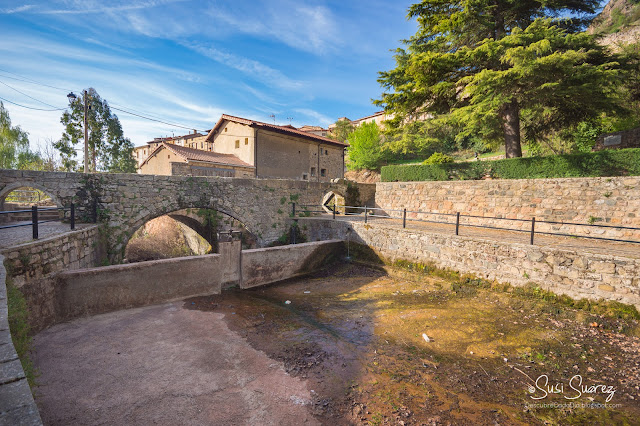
423, 152, 454, 165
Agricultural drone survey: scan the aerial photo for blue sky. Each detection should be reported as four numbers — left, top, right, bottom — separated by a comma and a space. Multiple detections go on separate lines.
0, 0, 419, 148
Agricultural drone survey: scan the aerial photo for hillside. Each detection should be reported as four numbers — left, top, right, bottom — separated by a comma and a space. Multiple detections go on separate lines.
588, 0, 640, 49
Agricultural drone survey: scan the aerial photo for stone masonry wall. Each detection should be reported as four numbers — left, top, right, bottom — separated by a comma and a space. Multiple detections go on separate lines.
1, 226, 104, 288
300, 219, 640, 309
375, 177, 640, 241
593, 127, 640, 151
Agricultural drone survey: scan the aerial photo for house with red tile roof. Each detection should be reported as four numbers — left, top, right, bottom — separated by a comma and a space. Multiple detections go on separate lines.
139, 142, 254, 178
204, 114, 348, 181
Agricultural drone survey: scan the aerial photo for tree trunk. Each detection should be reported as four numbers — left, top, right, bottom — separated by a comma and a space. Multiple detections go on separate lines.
500, 99, 522, 158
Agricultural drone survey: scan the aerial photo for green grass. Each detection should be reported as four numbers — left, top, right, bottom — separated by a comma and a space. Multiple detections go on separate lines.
6, 279, 37, 388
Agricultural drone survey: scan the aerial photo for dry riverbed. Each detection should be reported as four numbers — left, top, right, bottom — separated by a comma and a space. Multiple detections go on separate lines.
34, 262, 640, 425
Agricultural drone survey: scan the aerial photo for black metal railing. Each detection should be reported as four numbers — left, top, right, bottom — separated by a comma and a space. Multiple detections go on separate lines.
295, 203, 640, 246
0, 202, 98, 240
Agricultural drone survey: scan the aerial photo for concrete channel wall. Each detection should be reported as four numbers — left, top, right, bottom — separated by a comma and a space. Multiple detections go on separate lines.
0, 255, 42, 425
301, 219, 640, 309
241, 240, 344, 288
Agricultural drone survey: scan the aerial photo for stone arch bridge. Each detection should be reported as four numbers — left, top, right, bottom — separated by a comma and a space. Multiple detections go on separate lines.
0, 169, 374, 260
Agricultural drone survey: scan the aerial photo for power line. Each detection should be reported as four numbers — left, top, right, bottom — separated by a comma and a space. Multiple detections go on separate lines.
0, 68, 211, 133
0, 96, 66, 111
0, 68, 73, 92
109, 105, 207, 133
0, 79, 63, 109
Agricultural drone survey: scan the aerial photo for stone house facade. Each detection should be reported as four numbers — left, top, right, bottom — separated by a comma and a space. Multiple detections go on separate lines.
138, 142, 254, 177
205, 114, 348, 182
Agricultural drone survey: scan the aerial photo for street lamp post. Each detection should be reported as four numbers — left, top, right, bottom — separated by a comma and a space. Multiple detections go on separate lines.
67, 90, 89, 173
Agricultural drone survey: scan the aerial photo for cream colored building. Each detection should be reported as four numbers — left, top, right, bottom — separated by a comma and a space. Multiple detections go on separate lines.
139, 142, 254, 177
205, 114, 348, 181
133, 131, 213, 168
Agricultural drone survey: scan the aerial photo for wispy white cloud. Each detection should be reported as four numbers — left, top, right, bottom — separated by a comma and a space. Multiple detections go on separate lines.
1, 4, 34, 14
185, 42, 304, 91
211, 2, 341, 55
22, 0, 184, 15
293, 108, 333, 127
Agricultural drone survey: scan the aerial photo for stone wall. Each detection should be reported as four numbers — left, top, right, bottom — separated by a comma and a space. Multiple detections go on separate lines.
0, 255, 42, 425
300, 219, 640, 309
593, 127, 640, 151
1, 226, 105, 288
375, 177, 640, 241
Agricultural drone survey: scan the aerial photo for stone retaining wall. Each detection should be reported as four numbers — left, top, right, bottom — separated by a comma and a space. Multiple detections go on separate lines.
1, 226, 105, 288
0, 255, 42, 425
300, 219, 640, 309
593, 127, 640, 151
375, 177, 640, 241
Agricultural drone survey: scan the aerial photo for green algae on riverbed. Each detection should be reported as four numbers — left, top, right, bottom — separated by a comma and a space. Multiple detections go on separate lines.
186, 263, 640, 425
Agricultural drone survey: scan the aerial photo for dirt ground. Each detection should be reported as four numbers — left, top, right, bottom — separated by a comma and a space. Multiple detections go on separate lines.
33, 263, 640, 425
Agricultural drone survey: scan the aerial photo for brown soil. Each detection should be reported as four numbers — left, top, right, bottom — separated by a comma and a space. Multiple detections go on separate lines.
187, 263, 640, 425
125, 215, 198, 262
345, 170, 380, 184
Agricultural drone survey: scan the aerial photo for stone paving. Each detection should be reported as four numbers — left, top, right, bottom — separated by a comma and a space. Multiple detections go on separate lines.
0, 222, 92, 249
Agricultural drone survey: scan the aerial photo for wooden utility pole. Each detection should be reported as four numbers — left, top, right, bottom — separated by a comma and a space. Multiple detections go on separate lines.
83, 89, 89, 173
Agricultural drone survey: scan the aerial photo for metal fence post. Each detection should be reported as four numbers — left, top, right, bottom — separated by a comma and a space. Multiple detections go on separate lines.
70, 203, 75, 230
332, 204, 336, 220
530, 217, 536, 245
364, 206, 368, 223
402, 208, 407, 228
455, 212, 460, 235
32, 205, 38, 239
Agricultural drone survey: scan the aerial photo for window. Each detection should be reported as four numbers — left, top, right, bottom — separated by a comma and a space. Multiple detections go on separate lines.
168, 155, 170, 159
302, 173, 308, 180
235, 140, 240, 149
245, 138, 248, 145
200, 142, 203, 149
325, 149, 328, 155
321, 168, 326, 177
224, 127, 228, 132
311, 167, 316, 177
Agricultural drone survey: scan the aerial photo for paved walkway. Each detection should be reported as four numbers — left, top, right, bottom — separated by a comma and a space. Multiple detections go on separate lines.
304, 214, 640, 259
0, 221, 92, 249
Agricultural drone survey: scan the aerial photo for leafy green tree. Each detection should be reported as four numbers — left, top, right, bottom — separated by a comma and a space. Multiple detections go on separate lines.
376, 0, 625, 158
346, 122, 384, 170
0, 101, 43, 170
56, 88, 137, 173
329, 118, 355, 143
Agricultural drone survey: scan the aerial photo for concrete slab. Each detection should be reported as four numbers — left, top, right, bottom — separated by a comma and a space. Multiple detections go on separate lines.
32, 302, 319, 426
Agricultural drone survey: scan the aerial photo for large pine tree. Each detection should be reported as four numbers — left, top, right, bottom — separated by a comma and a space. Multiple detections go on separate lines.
376, 0, 626, 157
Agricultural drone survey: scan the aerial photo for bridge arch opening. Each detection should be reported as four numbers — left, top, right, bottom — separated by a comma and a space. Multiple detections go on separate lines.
0, 184, 60, 224
321, 190, 346, 214
124, 208, 256, 263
